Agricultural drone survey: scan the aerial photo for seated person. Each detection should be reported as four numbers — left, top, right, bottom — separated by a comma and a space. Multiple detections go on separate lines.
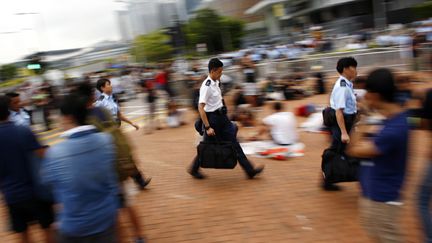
250, 102, 298, 145
166, 99, 186, 128
232, 104, 256, 128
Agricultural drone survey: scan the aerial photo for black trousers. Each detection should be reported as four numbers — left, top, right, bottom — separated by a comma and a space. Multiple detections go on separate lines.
329, 113, 356, 153
42, 105, 51, 130
190, 112, 255, 175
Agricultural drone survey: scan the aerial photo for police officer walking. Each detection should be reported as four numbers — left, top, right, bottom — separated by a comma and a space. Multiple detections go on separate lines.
94, 78, 139, 129
6, 92, 31, 127
188, 58, 264, 179
94, 78, 151, 190
323, 57, 358, 191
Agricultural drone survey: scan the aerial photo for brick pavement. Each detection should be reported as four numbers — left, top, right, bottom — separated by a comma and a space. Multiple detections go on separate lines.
0, 92, 430, 242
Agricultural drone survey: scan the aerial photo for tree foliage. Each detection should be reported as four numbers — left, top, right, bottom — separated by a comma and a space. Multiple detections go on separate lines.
0, 64, 18, 81
412, 1, 432, 20
184, 9, 245, 54
131, 31, 174, 63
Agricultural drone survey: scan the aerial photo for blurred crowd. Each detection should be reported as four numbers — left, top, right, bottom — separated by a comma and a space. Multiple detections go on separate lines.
0, 16, 432, 243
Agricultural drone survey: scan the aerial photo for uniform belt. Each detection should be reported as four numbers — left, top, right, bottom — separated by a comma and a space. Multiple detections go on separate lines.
344, 113, 357, 118
207, 106, 227, 115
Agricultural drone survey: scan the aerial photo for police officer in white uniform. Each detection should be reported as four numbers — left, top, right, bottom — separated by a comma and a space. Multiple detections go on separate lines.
323, 57, 358, 191
93, 78, 151, 190
6, 92, 31, 127
188, 58, 264, 179
94, 78, 139, 129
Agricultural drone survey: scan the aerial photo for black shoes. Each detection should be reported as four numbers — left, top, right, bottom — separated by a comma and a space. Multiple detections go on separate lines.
322, 180, 341, 191
248, 166, 264, 179
188, 170, 206, 179
189, 166, 264, 180
133, 174, 152, 190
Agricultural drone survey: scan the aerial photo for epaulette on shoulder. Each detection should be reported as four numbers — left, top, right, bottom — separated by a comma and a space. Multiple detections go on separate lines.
97, 95, 105, 101
205, 79, 211, 86
340, 80, 347, 87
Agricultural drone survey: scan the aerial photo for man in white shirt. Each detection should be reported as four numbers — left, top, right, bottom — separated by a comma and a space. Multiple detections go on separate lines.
188, 58, 264, 179
322, 57, 358, 191
254, 102, 298, 145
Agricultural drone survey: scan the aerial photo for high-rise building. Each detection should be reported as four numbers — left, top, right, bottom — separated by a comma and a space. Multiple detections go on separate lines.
116, 10, 132, 41
117, 0, 188, 39
159, 2, 180, 28
185, 0, 203, 14
245, 0, 429, 37
196, 0, 264, 23
128, 0, 160, 36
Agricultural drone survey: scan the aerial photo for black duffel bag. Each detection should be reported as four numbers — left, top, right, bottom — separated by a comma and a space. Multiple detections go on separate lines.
198, 140, 237, 169
321, 148, 359, 183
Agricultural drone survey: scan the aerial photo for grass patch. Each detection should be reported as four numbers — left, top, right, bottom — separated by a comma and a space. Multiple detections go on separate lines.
0, 78, 25, 88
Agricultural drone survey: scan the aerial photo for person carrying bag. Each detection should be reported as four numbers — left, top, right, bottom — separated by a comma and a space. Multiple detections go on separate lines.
188, 58, 264, 179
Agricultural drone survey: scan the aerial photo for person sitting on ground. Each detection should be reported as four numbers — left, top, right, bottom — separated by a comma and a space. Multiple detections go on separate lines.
250, 102, 298, 145
166, 99, 186, 128
232, 104, 256, 128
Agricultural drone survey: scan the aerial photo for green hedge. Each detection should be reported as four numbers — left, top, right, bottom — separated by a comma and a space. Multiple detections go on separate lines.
0, 78, 25, 88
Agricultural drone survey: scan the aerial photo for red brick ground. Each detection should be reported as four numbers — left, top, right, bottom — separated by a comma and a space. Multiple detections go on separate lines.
1, 76, 431, 242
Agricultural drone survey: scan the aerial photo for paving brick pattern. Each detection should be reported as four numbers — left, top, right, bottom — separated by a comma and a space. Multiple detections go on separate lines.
0, 90, 430, 242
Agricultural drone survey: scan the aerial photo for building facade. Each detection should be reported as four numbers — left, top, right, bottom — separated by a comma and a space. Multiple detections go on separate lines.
117, 0, 188, 39
246, 0, 428, 38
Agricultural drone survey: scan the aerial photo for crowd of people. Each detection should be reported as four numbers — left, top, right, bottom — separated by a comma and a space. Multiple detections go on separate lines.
0, 54, 431, 243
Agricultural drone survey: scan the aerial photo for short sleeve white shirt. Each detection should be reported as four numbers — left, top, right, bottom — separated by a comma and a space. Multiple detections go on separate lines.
198, 76, 223, 112
330, 76, 357, 114
94, 93, 120, 120
262, 112, 298, 145
9, 109, 31, 127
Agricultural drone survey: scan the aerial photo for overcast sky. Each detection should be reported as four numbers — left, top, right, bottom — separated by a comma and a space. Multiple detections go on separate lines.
0, 0, 126, 64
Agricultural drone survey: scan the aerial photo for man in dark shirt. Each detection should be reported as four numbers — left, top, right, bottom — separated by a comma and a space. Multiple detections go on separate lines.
418, 89, 432, 243
0, 95, 54, 243
347, 69, 409, 243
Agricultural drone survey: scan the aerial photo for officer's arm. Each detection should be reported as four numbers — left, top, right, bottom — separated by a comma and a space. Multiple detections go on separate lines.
333, 87, 349, 136
335, 109, 348, 135
118, 110, 139, 130
198, 103, 210, 128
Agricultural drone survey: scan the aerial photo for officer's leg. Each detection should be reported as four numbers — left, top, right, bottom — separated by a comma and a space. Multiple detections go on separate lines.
42, 105, 51, 130
189, 137, 207, 178
323, 123, 342, 190
221, 116, 263, 178
188, 113, 219, 179
131, 170, 151, 190
189, 155, 200, 172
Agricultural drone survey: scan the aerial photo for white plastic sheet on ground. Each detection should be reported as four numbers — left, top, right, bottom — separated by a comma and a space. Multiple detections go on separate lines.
299, 112, 325, 133
240, 141, 305, 160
